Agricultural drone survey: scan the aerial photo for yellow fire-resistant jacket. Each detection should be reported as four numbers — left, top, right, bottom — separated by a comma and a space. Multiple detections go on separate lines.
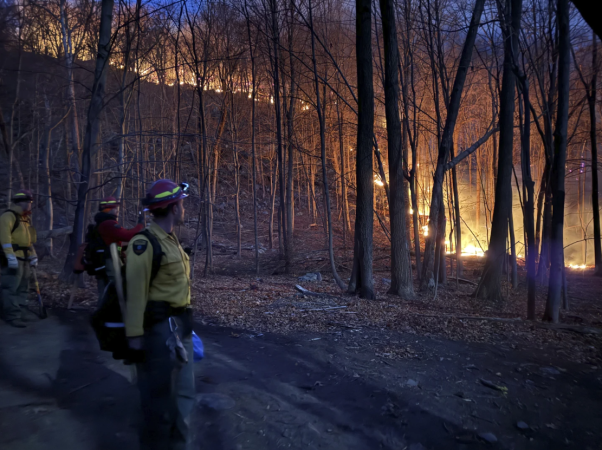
0, 203, 37, 259
124, 221, 191, 337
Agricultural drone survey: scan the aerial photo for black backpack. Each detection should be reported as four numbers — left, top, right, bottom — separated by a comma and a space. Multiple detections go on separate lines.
82, 224, 108, 276
90, 229, 164, 360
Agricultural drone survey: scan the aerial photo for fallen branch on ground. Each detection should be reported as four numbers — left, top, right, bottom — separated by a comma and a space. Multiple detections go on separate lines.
295, 285, 329, 297
300, 306, 348, 312
479, 378, 508, 393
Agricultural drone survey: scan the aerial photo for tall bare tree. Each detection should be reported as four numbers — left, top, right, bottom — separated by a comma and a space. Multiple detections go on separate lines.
348, 0, 375, 299
474, 0, 522, 300
60, 0, 114, 280
420, 0, 486, 290
543, 0, 570, 322
379, 0, 414, 298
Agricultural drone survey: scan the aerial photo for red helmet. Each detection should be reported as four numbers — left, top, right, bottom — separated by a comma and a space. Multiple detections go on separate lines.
12, 189, 34, 203
142, 179, 189, 211
99, 196, 121, 211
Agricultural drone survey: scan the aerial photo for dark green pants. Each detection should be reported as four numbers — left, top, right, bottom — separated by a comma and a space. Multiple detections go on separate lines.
1, 260, 29, 322
137, 316, 195, 450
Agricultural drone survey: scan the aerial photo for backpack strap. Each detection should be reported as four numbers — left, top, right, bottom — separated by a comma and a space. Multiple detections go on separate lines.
135, 229, 164, 285
3, 210, 20, 234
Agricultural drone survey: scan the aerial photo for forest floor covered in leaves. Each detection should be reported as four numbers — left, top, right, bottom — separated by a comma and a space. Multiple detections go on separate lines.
14, 238, 599, 448
1, 281, 601, 450
8, 206, 601, 449
54, 239, 602, 367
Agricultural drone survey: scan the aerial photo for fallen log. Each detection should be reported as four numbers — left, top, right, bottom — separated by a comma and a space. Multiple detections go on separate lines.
295, 285, 328, 297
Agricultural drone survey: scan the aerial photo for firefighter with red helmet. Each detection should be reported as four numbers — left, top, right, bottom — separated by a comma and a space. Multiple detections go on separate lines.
124, 179, 194, 450
93, 196, 144, 302
0, 189, 37, 327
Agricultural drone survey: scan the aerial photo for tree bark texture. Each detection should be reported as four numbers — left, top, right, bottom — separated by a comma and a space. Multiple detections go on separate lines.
474, 0, 521, 300
587, 35, 602, 275
60, 0, 114, 281
544, 0, 570, 323
420, 0, 485, 290
348, 0, 375, 299
520, 78, 537, 319
379, 0, 414, 298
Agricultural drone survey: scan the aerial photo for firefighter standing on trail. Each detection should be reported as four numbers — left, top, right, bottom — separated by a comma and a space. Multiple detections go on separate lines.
0, 190, 37, 328
124, 179, 194, 450
93, 196, 144, 301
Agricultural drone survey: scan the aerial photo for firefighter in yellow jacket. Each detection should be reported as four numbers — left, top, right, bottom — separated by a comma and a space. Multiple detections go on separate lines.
0, 189, 37, 328
124, 179, 194, 450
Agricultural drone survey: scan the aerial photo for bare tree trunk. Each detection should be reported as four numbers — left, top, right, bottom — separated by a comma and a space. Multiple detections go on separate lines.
476, 149, 481, 233
269, 0, 287, 260
269, 155, 278, 249
380, 0, 414, 298
211, 98, 228, 201
308, 0, 345, 289
336, 99, 350, 240
230, 92, 242, 258
474, 0, 521, 300
590, 47, 602, 276
535, 164, 548, 269
450, 144, 463, 276
0, 105, 10, 165
399, 10, 421, 277
309, 153, 317, 223
60, 0, 114, 281
285, 3, 296, 273
577, 33, 602, 275
39, 95, 53, 257
348, 0, 375, 299
519, 78, 537, 319
114, 7, 134, 202
6, 52, 23, 201
538, 188, 552, 282
420, 0, 485, 290
59, 0, 81, 204
245, 0, 260, 275
544, 0, 570, 322
434, 211, 447, 286
509, 210, 518, 288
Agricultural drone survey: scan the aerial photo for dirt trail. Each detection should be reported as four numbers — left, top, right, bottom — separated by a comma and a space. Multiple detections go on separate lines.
0, 307, 600, 450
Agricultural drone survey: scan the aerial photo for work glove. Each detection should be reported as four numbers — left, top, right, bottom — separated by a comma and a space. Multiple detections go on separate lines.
29, 256, 38, 267
6, 253, 18, 270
